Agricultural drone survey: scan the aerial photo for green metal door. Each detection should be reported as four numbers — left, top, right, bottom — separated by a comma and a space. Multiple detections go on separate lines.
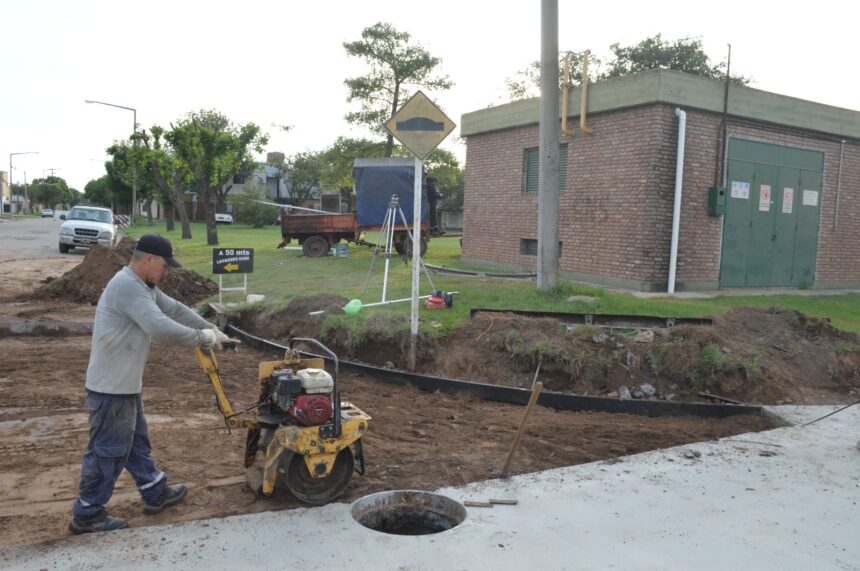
719, 139, 823, 287
794, 169, 823, 286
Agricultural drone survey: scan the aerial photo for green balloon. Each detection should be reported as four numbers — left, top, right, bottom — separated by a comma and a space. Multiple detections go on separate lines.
344, 299, 362, 315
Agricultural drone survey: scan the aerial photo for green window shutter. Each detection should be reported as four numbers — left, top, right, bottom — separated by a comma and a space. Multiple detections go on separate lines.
558, 144, 568, 191
520, 238, 538, 255
520, 238, 563, 256
524, 149, 540, 193
524, 146, 568, 193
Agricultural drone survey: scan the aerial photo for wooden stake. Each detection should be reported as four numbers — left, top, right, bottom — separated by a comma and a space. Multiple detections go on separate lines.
489, 498, 519, 505
501, 381, 543, 478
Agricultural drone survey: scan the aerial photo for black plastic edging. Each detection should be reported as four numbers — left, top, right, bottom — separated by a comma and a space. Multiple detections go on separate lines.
225, 324, 760, 419
470, 308, 712, 328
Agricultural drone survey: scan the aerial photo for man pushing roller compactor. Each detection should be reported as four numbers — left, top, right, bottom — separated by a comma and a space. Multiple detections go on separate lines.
70, 234, 232, 534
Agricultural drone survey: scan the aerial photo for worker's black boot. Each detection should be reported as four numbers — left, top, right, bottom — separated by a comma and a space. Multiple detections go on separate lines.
69, 511, 128, 534
143, 483, 187, 515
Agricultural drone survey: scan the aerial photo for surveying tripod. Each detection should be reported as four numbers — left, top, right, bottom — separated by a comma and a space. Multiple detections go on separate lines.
362, 195, 436, 303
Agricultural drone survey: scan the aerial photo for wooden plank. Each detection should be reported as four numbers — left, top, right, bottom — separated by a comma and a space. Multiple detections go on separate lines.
464, 501, 494, 508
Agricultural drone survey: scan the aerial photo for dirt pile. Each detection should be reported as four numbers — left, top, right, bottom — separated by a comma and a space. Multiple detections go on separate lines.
31, 237, 218, 306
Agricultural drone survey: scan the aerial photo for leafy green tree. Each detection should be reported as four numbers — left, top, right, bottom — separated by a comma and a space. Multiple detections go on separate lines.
606, 35, 747, 83
106, 140, 159, 224
506, 35, 749, 101
424, 148, 464, 210
137, 126, 194, 238
83, 175, 113, 207
284, 151, 323, 205
318, 137, 387, 193
234, 184, 278, 227
29, 176, 73, 210
343, 22, 453, 157
163, 110, 268, 245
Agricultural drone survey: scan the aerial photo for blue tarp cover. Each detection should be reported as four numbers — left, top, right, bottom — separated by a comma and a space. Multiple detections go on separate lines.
353, 158, 428, 226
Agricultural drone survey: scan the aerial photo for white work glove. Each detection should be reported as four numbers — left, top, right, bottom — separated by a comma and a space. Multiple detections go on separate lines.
213, 327, 231, 345
200, 328, 221, 349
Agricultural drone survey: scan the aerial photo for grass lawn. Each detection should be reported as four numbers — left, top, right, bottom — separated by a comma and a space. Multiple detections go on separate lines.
124, 222, 860, 335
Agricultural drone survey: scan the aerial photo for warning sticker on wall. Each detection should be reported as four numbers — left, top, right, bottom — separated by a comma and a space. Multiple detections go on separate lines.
802, 190, 819, 207
731, 181, 750, 199
759, 185, 771, 212
782, 188, 794, 214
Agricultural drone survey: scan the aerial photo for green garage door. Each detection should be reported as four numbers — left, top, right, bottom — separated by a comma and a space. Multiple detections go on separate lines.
720, 139, 823, 287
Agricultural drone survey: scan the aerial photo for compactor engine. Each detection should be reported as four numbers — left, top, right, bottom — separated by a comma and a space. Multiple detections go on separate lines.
266, 368, 334, 426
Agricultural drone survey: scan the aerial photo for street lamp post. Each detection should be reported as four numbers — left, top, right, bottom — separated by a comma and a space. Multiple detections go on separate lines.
85, 99, 137, 227
9, 151, 39, 214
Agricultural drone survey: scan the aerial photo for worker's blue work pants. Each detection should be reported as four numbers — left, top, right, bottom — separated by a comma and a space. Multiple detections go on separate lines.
71, 391, 168, 518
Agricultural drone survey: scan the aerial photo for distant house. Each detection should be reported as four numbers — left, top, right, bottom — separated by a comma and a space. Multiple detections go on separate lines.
181, 158, 291, 221
223, 163, 289, 202
460, 69, 860, 291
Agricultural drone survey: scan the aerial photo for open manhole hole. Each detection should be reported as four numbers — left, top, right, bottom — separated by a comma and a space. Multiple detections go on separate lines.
351, 490, 467, 536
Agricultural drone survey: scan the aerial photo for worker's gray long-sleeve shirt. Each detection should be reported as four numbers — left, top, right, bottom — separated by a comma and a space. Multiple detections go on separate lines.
86, 266, 212, 394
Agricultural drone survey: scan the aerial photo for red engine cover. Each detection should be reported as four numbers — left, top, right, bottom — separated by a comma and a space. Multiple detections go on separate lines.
289, 394, 332, 426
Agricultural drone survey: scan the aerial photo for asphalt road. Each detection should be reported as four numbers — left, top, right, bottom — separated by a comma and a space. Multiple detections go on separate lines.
0, 216, 87, 260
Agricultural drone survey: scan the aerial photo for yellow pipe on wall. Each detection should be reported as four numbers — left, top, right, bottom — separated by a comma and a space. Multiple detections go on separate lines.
580, 50, 593, 134
561, 56, 575, 136
561, 50, 593, 136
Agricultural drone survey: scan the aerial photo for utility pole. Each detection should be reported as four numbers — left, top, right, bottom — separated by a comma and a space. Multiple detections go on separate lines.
537, 0, 560, 291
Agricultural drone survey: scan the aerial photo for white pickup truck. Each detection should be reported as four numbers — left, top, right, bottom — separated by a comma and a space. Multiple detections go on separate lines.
58, 205, 118, 253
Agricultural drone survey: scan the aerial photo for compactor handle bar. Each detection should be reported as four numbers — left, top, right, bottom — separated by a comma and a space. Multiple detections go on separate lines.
288, 338, 339, 382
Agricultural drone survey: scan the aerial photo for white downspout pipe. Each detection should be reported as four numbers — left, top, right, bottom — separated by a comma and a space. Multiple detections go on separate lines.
668, 108, 686, 294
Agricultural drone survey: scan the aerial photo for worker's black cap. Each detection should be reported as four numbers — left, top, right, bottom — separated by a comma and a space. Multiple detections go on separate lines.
135, 234, 182, 268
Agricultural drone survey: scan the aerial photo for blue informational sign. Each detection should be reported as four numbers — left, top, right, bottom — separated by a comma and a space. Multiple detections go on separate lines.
353, 158, 428, 226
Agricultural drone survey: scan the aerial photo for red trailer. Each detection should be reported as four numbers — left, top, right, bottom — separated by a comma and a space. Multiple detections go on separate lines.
278, 212, 428, 258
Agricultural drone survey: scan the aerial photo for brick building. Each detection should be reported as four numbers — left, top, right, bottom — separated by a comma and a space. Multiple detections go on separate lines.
460, 70, 860, 291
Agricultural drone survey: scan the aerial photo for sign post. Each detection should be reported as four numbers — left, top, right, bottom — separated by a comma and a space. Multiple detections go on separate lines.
212, 247, 254, 304
384, 91, 455, 370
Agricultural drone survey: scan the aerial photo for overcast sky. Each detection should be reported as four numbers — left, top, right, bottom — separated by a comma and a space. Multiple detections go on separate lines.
1, 0, 856, 192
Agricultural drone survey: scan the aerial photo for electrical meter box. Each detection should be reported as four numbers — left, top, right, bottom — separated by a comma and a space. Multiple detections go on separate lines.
708, 186, 727, 216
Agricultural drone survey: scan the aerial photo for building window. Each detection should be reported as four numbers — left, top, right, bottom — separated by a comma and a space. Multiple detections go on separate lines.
232, 174, 246, 184
520, 239, 538, 255
523, 145, 568, 193
519, 238, 562, 256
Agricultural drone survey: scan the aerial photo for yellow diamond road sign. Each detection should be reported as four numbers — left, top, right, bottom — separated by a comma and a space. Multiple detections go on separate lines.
385, 90, 456, 160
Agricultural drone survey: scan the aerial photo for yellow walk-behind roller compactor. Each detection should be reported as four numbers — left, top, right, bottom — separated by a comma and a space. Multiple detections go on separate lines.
196, 337, 370, 505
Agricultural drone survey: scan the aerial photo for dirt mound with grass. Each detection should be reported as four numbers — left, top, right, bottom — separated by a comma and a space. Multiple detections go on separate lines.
432, 312, 644, 394
431, 307, 860, 405
236, 294, 351, 342
31, 237, 218, 306
233, 301, 860, 405
235, 295, 438, 369
659, 307, 860, 404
